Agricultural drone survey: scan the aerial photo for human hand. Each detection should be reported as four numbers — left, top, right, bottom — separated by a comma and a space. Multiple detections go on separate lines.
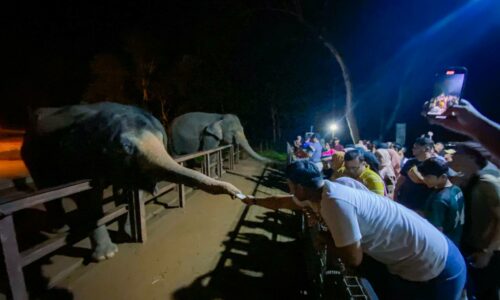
303, 209, 320, 227
427, 99, 483, 137
242, 195, 255, 205
468, 251, 493, 269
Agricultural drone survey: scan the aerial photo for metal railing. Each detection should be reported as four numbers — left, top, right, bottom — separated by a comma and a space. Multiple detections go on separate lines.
0, 144, 240, 300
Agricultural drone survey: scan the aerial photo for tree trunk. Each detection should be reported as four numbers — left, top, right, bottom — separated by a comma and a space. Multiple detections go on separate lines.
262, 4, 361, 144
271, 105, 277, 144
319, 36, 360, 144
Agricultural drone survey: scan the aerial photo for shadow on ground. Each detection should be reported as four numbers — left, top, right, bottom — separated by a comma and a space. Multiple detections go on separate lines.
173, 166, 312, 300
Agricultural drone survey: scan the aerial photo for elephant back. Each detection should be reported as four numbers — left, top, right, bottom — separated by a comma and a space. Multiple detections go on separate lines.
22, 102, 165, 191
171, 112, 223, 155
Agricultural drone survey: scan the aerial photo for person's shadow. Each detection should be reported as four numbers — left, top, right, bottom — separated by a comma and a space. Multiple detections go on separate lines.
173, 206, 312, 300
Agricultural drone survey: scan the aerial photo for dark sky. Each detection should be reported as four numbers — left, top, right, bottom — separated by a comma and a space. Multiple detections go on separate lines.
1, 0, 499, 145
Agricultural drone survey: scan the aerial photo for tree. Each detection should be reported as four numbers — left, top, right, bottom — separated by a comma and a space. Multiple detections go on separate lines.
124, 32, 162, 106
83, 54, 130, 104
253, 0, 360, 143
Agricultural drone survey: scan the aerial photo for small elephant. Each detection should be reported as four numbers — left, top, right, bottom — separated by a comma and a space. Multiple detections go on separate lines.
171, 112, 272, 163
21, 102, 241, 261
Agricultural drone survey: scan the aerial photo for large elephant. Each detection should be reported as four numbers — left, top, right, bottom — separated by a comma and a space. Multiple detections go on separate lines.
171, 112, 272, 163
21, 102, 240, 261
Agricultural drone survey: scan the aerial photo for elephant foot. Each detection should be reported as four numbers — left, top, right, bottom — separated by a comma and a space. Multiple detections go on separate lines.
91, 225, 119, 261
92, 241, 119, 261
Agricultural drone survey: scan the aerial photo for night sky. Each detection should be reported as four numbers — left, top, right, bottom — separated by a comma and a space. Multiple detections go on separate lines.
2, 0, 499, 147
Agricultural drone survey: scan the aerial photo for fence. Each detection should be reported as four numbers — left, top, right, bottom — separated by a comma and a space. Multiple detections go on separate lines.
0, 144, 240, 300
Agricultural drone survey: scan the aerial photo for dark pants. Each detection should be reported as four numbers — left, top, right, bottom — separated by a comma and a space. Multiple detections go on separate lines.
467, 251, 500, 300
359, 238, 466, 300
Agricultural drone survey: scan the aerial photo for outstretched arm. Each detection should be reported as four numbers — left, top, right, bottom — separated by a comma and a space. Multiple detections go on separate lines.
242, 195, 302, 210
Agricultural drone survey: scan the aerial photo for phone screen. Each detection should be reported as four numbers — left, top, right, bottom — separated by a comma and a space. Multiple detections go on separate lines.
427, 68, 466, 117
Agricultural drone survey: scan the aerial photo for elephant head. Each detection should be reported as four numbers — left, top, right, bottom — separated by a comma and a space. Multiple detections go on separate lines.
205, 114, 275, 164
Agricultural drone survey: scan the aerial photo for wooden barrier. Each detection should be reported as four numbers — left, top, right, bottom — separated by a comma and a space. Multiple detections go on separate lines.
0, 144, 238, 299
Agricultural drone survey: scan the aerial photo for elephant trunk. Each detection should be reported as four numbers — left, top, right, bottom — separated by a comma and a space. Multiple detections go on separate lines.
137, 132, 240, 196
236, 135, 275, 164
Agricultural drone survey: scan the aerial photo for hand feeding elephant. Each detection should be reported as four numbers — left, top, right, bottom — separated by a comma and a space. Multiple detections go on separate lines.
171, 112, 274, 163
21, 102, 241, 261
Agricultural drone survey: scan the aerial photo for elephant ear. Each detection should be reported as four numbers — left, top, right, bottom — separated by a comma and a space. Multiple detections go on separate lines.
204, 120, 223, 140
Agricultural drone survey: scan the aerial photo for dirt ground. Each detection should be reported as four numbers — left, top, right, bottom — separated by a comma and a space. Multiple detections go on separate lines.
18, 159, 311, 300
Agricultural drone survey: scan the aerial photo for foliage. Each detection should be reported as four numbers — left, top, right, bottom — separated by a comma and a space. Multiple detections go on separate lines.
257, 150, 288, 162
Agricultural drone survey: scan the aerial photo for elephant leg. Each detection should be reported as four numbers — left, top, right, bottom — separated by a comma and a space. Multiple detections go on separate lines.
201, 135, 220, 151
74, 189, 118, 261
43, 199, 70, 233
113, 186, 133, 240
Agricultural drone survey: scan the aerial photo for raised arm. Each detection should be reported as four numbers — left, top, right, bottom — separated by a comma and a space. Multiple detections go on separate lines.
429, 100, 500, 165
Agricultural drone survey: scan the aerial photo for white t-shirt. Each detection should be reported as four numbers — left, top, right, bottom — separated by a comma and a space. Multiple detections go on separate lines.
320, 180, 448, 282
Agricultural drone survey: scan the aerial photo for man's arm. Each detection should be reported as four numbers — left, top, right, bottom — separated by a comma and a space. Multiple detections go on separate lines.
321, 197, 364, 267
326, 239, 363, 267
243, 195, 302, 210
429, 99, 500, 166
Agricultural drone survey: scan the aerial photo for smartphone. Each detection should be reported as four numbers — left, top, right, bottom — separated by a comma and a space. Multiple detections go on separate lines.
235, 193, 247, 200
426, 67, 467, 119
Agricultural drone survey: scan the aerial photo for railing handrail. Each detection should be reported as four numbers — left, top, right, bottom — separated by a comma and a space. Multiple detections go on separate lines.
0, 180, 92, 216
173, 144, 233, 163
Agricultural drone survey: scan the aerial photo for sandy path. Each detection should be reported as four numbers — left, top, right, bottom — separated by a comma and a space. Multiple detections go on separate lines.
48, 159, 308, 300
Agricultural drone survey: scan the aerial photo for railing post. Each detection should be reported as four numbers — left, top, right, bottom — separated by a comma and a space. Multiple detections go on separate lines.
178, 162, 186, 207
218, 150, 223, 176
178, 183, 185, 208
128, 189, 147, 243
0, 215, 28, 300
229, 146, 234, 170
205, 154, 211, 177
235, 144, 240, 164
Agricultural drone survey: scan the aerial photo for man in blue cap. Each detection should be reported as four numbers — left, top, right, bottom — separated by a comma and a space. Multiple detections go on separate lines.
243, 160, 466, 299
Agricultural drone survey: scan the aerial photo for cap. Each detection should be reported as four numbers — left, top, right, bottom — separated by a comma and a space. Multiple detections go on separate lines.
417, 157, 458, 177
286, 160, 324, 188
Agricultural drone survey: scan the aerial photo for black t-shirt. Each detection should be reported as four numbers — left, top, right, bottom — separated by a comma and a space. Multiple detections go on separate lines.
398, 158, 434, 211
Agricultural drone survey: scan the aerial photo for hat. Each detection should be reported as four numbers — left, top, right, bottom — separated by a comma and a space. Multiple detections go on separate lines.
286, 160, 324, 188
417, 157, 458, 177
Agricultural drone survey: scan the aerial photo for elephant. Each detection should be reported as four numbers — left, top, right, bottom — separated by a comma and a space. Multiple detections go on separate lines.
171, 112, 273, 163
21, 102, 241, 261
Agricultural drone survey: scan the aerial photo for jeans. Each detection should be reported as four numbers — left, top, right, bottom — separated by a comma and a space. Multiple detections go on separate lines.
359, 237, 467, 300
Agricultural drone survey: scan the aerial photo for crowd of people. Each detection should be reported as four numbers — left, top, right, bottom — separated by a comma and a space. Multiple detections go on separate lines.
243, 100, 499, 300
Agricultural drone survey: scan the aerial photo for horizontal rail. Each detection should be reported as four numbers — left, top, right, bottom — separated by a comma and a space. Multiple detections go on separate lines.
0, 180, 92, 216
173, 144, 232, 163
